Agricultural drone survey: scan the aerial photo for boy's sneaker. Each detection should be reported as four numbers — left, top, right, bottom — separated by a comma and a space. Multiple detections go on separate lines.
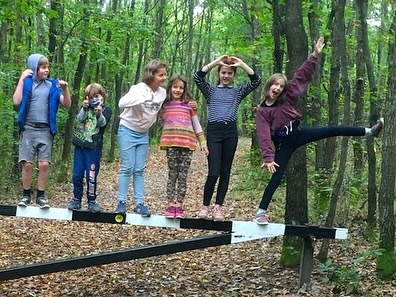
68, 198, 81, 210
134, 203, 151, 217
115, 201, 127, 214
212, 205, 224, 221
164, 206, 176, 219
88, 201, 101, 213
18, 195, 31, 207
254, 212, 269, 225
36, 196, 50, 209
371, 117, 384, 137
175, 207, 184, 219
198, 206, 209, 219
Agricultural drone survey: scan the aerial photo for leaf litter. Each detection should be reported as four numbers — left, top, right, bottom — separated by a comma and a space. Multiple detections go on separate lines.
0, 138, 394, 296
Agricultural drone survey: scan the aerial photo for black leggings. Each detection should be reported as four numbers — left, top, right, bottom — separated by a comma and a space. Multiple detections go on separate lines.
258, 125, 365, 210
203, 122, 238, 206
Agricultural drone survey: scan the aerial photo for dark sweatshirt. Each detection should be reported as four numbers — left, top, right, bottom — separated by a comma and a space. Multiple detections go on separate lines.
256, 55, 318, 163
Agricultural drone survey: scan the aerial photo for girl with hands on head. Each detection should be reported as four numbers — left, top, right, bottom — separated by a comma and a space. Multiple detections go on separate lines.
254, 37, 384, 225
194, 54, 261, 221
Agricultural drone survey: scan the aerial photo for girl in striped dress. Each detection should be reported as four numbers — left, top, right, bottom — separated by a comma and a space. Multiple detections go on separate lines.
194, 55, 261, 221
159, 75, 208, 219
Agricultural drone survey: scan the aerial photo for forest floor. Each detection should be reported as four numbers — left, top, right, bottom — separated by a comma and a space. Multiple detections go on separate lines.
0, 138, 395, 296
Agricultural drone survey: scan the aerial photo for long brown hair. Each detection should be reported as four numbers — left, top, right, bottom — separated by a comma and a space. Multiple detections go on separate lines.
263, 73, 288, 102
165, 75, 192, 103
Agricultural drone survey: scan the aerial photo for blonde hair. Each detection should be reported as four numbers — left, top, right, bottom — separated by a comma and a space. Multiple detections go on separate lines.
263, 73, 288, 101
141, 59, 167, 85
84, 83, 107, 99
38, 56, 49, 68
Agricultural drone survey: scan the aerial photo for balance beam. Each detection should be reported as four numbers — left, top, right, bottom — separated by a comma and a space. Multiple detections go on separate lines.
0, 204, 348, 286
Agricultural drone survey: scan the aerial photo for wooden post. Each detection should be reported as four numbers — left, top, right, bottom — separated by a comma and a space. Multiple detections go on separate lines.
298, 236, 314, 287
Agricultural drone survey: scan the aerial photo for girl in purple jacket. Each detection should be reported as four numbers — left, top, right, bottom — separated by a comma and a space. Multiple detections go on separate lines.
254, 37, 384, 225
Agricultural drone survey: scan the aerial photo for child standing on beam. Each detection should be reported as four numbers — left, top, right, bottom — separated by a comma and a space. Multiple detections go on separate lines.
254, 37, 384, 225
159, 75, 208, 219
13, 53, 71, 208
114, 60, 167, 216
194, 55, 261, 221
67, 83, 112, 213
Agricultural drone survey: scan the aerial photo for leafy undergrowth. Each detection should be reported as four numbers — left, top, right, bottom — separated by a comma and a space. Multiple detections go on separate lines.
0, 138, 395, 296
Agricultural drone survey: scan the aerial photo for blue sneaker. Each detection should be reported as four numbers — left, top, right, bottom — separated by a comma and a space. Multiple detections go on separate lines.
88, 200, 101, 213
115, 201, 126, 214
134, 203, 151, 217
68, 198, 81, 210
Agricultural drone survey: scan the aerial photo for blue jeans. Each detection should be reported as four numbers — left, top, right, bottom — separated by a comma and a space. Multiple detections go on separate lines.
72, 146, 102, 202
117, 125, 149, 205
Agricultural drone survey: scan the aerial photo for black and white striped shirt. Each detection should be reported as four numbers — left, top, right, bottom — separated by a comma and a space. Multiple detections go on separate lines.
194, 70, 261, 123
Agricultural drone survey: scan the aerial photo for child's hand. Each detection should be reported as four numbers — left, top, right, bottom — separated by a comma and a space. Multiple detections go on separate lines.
82, 97, 89, 110
228, 56, 243, 67
217, 55, 231, 66
95, 104, 103, 115
21, 69, 33, 80
261, 161, 279, 174
201, 146, 209, 156
188, 100, 197, 111
312, 37, 325, 57
58, 80, 69, 90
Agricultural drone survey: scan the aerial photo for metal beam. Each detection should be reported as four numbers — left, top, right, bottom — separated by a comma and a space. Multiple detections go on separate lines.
0, 233, 231, 281
0, 205, 348, 243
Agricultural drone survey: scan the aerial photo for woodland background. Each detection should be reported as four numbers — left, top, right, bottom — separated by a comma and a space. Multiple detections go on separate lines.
0, 0, 396, 295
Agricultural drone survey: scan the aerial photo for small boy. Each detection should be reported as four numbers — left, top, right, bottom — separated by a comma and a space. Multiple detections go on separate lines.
67, 83, 112, 213
13, 53, 71, 208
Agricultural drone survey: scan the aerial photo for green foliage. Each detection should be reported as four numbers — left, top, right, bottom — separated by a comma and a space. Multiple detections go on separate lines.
318, 248, 385, 295
232, 147, 267, 193
280, 237, 302, 267
376, 249, 396, 280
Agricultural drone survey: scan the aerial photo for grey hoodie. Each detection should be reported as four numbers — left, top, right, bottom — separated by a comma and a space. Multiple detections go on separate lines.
26, 53, 45, 80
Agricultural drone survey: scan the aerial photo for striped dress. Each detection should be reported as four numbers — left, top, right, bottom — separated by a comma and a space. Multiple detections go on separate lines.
159, 101, 206, 151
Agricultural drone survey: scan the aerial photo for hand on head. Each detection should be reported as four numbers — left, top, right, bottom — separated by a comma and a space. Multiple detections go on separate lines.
218, 55, 241, 67
21, 69, 33, 80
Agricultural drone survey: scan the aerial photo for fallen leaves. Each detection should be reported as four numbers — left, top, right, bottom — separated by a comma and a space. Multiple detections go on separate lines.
0, 138, 394, 296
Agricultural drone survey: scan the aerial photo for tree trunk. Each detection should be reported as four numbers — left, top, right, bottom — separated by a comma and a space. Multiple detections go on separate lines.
150, 0, 166, 59
352, 0, 366, 175
108, 0, 136, 162
322, 1, 341, 170
281, 0, 308, 268
360, 0, 381, 230
48, 0, 60, 63
318, 0, 348, 261
377, 11, 396, 280
271, 0, 284, 73
59, 0, 90, 181
308, 0, 330, 220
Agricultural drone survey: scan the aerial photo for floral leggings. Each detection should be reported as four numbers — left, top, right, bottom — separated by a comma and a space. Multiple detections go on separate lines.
166, 147, 193, 203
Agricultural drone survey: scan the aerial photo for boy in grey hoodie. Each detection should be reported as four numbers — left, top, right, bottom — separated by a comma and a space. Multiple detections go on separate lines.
13, 53, 71, 208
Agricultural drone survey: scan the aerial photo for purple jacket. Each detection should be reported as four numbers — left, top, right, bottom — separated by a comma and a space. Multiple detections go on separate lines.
256, 55, 318, 162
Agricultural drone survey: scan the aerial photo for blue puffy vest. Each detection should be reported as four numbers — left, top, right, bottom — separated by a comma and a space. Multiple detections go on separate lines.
17, 76, 61, 135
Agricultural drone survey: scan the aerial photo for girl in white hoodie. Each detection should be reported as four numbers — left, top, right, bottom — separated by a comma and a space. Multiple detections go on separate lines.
115, 60, 167, 216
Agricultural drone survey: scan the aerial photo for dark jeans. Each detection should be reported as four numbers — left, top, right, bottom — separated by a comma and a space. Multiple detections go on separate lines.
72, 146, 102, 202
203, 121, 238, 206
258, 125, 365, 210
